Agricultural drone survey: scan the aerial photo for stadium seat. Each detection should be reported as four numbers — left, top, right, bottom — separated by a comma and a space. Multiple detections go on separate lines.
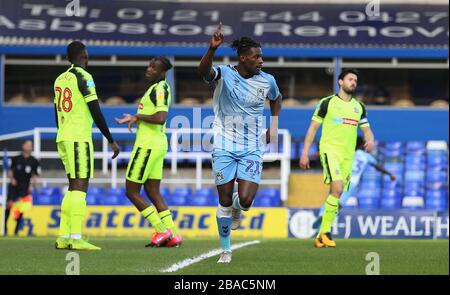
402, 196, 425, 209
100, 195, 120, 205
404, 170, 425, 182
426, 181, 447, 191
380, 197, 401, 209
160, 187, 170, 198
343, 196, 358, 208
426, 171, 447, 183
405, 155, 425, 166
382, 188, 399, 199
384, 141, 403, 151
403, 187, 425, 197
86, 194, 100, 205
258, 188, 281, 199
425, 189, 447, 199
190, 188, 216, 206
404, 180, 425, 191
87, 186, 105, 196
36, 186, 62, 205
167, 195, 187, 206
253, 196, 280, 207
358, 197, 379, 209
106, 187, 126, 196
406, 141, 426, 154
425, 197, 447, 210
360, 180, 382, 190
358, 189, 380, 199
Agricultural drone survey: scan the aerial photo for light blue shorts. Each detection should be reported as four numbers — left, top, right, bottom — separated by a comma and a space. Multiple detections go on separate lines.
212, 149, 263, 185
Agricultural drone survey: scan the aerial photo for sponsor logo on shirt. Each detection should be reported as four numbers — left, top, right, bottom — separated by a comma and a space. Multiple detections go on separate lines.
342, 118, 359, 126
332, 118, 359, 126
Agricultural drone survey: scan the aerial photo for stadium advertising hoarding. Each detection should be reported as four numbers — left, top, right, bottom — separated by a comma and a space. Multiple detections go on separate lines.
0, 1, 447, 48
289, 209, 449, 239
4, 205, 448, 239
2, 206, 288, 238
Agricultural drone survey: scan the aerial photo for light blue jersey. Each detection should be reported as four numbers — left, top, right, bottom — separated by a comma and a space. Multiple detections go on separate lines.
350, 149, 377, 187
209, 65, 280, 152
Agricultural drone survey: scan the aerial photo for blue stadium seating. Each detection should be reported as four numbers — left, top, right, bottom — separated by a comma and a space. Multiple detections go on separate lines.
406, 141, 426, 155
253, 196, 280, 207
358, 197, 379, 209
425, 197, 447, 210
426, 171, 447, 183
189, 188, 216, 206
380, 197, 401, 209
358, 189, 381, 199
425, 189, 447, 199
35, 186, 61, 205
404, 170, 425, 182
382, 188, 400, 199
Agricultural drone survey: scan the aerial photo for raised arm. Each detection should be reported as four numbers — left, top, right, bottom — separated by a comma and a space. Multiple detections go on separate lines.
198, 22, 224, 81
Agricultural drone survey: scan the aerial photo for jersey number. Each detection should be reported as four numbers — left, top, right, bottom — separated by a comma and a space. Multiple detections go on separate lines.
55, 87, 73, 112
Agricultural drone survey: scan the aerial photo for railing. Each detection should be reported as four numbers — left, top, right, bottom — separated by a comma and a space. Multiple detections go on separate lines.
0, 127, 291, 199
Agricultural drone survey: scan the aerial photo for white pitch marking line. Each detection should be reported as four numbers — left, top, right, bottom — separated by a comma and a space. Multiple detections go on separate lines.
159, 240, 261, 273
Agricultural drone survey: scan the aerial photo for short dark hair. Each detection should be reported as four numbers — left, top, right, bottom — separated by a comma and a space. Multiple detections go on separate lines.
67, 41, 86, 63
338, 69, 359, 81
154, 56, 173, 70
230, 37, 261, 56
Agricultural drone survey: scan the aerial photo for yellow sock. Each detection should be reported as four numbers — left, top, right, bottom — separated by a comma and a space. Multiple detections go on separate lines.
141, 206, 166, 233
59, 191, 71, 238
319, 194, 339, 235
70, 190, 86, 238
159, 210, 177, 235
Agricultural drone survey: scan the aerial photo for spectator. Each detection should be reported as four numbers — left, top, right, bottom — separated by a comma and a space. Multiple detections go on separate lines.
372, 86, 391, 105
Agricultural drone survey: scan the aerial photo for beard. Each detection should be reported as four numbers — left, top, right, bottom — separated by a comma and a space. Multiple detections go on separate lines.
342, 85, 356, 95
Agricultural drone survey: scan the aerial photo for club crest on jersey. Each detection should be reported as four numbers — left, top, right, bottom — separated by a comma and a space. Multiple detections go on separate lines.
257, 88, 265, 98
215, 171, 224, 181
335, 169, 340, 175
354, 107, 359, 113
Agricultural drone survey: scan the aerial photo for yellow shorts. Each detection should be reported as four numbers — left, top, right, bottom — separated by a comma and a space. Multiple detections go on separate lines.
126, 146, 167, 183
57, 141, 94, 179
320, 152, 353, 191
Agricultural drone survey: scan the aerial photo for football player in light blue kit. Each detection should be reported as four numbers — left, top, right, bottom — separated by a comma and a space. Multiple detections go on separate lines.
199, 23, 282, 263
313, 137, 396, 228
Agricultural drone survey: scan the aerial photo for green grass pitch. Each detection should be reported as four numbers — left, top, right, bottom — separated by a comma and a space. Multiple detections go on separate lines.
0, 237, 447, 275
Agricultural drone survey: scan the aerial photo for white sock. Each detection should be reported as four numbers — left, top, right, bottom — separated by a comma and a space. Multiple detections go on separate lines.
216, 204, 232, 218
232, 193, 252, 211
